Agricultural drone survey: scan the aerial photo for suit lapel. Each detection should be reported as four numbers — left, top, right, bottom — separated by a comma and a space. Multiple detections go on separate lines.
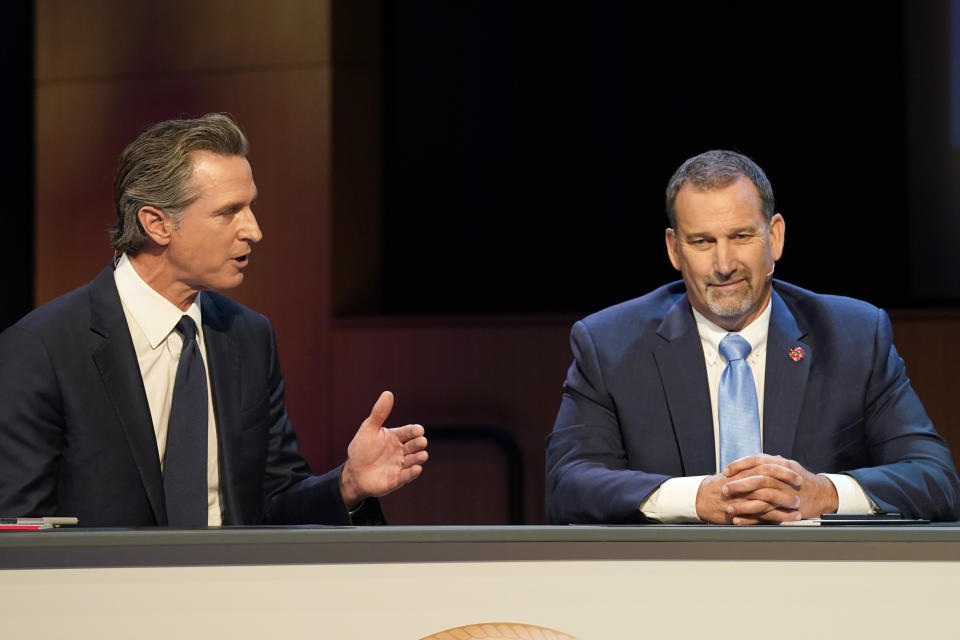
653, 296, 716, 475
87, 264, 167, 524
200, 293, 244, 524
762, 288, 811, 457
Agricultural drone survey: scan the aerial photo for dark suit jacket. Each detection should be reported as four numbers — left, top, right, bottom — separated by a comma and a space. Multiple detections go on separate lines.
546, 280, 960, 523
0, 264, 382, 527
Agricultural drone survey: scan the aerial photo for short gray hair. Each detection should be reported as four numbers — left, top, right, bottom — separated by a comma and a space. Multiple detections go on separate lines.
110, 113, 249, 255
665, 149, 775, 228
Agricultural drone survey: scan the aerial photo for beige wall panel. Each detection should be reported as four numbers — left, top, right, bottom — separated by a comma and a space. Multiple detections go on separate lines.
6, 557, 960, 639
331, 321, 573, 524
35, 67, 338, 469
36, 0, 331, 80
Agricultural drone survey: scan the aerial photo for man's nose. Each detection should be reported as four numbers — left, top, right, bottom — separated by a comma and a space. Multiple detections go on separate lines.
713, 241, 737, 276
239, 209, 263, 244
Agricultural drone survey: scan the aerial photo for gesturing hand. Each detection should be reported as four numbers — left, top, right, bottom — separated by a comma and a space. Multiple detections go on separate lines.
339, 391, 429, 509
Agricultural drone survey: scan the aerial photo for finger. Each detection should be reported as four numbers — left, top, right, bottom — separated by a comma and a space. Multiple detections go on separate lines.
728, 487, 800, 510
403, 450, 429, 467
390, 423, 425, 443
724, 468, 803, 495
397, 459, 426, 486
725, 498, 783, 516
722, 453, 781, 477
779, 457, 814, 478
362, 391, 394, 431
402, 435, 428, 455
731, 508, 802, 525
734, 508, 803, 525
722, 453, 796, 477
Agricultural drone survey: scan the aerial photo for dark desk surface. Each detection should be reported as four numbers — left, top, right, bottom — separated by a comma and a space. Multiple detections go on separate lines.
3, 524, 960, 569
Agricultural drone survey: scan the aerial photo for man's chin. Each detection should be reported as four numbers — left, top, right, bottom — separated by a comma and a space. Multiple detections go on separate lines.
204, 274, 245, 293
705, 296, 754, 323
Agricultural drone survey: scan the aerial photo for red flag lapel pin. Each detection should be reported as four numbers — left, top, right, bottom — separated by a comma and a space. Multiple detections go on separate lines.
788, 346, 805, 362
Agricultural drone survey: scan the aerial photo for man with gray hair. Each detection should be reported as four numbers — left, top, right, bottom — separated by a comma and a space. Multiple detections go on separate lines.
546, 149, 960, 524
0, 113, 428, 526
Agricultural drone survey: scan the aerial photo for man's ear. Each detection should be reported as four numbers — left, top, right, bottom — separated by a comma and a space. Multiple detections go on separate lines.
137, 206, 172, 247
769, 213, 785, 262
665, 227, 681, 271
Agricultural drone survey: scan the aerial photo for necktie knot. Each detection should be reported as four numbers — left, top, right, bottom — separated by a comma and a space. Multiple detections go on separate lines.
719, 334, 751, 362
176, 316, 198, 343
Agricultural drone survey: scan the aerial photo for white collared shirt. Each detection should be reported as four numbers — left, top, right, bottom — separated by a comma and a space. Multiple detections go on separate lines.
640, 298, 874, 522
693, 302, 771, 473
114, 254, 222, 525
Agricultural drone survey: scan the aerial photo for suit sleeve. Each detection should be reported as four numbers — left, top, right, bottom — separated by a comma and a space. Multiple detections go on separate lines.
0, 325, 64, 516
843, 309, 960, 521
545, 320, 671, 524
257, 320, 384, 525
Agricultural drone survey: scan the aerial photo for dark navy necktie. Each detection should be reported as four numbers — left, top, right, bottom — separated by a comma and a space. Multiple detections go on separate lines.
718, 334, 761, 469
163, 315, 208, 526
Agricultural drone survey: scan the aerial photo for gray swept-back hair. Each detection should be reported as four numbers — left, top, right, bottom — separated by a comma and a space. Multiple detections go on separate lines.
665, 149, 775, 227
110, 113, 249, 255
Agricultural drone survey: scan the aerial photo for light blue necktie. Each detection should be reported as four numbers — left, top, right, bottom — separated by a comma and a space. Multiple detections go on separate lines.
718, 334, 761, 469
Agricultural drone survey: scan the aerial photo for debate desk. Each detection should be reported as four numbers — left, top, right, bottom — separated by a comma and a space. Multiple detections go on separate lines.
1, 524, 958, 638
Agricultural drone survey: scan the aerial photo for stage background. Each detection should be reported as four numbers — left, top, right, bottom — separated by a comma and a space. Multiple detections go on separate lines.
3, 0, 959, 524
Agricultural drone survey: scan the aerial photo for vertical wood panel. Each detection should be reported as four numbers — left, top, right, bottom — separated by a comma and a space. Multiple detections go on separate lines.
889, 311, 960, 476
36, 0, 330, 79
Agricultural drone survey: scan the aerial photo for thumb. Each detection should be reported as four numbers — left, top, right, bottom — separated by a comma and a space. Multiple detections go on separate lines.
361, 390, 394, 432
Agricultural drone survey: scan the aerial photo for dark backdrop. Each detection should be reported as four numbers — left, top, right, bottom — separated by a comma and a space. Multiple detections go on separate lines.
381, 1, 915, 314
5, 2, 955, 321
1, 2, 34, 330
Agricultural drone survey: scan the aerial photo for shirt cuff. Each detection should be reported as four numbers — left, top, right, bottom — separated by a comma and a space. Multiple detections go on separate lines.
640, 476, 707, 523
822, 473, 878, 514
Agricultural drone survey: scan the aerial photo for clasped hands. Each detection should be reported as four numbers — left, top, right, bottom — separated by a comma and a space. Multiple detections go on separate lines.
695, 454, 839, 525
339, 391, 429, 509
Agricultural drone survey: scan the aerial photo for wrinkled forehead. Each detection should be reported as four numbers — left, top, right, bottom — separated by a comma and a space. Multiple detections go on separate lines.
673, 179, 767, 231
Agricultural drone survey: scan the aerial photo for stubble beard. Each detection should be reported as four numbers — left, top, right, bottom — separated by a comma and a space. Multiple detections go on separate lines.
705, 272, 755, 319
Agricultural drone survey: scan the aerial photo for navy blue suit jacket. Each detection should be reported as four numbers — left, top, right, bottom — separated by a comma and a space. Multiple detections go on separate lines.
546, 280, 960, 523
0, 264, 382, 527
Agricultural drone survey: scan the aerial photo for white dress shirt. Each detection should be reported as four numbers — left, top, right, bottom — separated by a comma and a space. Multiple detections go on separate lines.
114, 254, 223, 525
640, 299, 875, 522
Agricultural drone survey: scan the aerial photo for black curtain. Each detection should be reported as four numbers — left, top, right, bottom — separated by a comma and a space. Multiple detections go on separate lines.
382, 1, 911, 314
0, 2, 34, 329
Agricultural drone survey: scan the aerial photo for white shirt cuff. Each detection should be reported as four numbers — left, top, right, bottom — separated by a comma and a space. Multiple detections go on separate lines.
822, 473, 878, 514
639, 476, 707, 523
